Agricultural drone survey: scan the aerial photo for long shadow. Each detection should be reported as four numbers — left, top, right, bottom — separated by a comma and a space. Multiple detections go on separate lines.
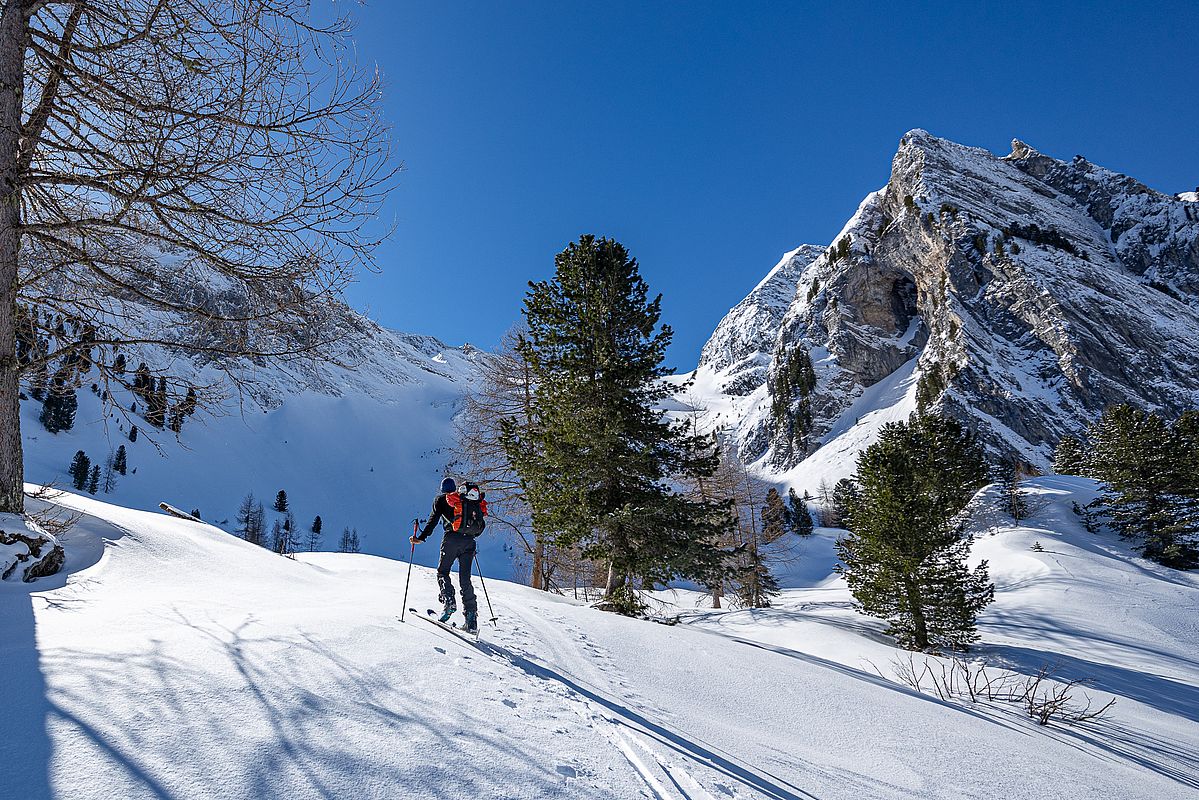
475, 638, 822, 800
0, 588, 53, 800
983, 642, 1199, 723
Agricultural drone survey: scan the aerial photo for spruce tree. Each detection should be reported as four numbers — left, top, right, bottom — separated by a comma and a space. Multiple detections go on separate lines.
69, 450, 90, 491
307, 516, 323, 552
1088, 405, 1198, 568
114, 445, 127, 475
128, 425, 138, 443
506, 235, 732, 613
274, 490, 289, 513
1052, 435, 1087, 475
999, 461, 1030, 523
835, 413, 992, 651
87, 465, 100, 495
788, 488, 814, 535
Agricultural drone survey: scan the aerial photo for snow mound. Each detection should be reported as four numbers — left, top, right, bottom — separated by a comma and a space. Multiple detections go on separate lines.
1, 486, 1196, 798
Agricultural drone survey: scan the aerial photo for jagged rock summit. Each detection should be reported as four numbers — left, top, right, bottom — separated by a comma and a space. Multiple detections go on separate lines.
688, 130, 1199, 481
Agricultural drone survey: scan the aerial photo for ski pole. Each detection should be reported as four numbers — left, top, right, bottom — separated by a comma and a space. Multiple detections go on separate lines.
474, 553, 498, 626
400, 519, 417, 622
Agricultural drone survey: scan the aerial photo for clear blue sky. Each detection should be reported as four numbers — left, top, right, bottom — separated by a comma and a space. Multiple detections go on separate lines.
343, 1, 1199, 368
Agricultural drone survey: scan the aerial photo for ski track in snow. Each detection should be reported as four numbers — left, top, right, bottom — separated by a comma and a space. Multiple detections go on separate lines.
3, 480, 1198, 799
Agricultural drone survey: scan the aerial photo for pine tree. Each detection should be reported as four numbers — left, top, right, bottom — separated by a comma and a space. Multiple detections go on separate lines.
1088, 405, 1198, 568
835, 413, 992, 651
787, 488, 814, 535
128, 425, 138, 443
735, 546, 781, 608
830, 478, 859, 529
505, 236, 732, 613
87, 465, 100, 495
69, 450, 90, 491
1052, 435, 1087, 475
307, 516, 323, 552
39, 368, 78, 433
349, 529, 361, 553
113, 445, 127, 475
338, 526, 354, 553
274, 490, 289, 513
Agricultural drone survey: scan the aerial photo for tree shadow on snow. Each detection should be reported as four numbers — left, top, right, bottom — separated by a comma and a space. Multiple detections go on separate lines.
34, 608, 572, 800
0, 588, 54, 800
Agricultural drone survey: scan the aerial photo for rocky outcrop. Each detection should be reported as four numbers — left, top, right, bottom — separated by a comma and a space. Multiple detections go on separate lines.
1, 527, 64, 582
690, 130, 1199, 471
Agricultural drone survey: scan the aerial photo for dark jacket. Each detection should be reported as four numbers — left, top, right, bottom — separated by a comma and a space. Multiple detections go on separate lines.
418, 493, 455, 541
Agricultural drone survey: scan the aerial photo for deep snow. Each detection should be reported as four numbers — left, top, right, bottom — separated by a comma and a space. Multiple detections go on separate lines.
2, 477, 1196, 799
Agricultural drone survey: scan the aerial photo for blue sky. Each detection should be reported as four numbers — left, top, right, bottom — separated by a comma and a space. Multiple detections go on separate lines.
343, 1, 1199, 368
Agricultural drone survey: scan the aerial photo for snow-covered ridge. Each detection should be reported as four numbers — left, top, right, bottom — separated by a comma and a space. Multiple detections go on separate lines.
21, 261, 489, 565
686, 130, 1199, 486
3, 478, 1195, 798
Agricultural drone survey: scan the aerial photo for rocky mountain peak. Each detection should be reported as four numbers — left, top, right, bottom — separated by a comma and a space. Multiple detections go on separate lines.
686, 132, 1199, 481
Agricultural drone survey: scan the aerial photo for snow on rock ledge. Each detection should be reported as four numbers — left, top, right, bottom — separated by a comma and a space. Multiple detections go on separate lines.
0, 516, 64, 582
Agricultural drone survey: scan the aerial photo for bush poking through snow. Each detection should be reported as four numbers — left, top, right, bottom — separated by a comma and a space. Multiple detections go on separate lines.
880, 652, 1116, 727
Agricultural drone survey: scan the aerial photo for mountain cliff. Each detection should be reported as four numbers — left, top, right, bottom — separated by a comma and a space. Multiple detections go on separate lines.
688, 131, 1199, 483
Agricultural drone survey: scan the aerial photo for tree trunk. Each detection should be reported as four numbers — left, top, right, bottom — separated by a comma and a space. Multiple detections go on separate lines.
904, 578, 929, 650
0, 2, 28, 515
604, 560, 624, 596
531, 535, 545, 590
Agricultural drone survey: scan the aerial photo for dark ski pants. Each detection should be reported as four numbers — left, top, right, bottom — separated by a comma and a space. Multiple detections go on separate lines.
437, 532, 478, 614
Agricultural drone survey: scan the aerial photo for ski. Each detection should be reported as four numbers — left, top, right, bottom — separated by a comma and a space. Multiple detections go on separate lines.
405, 608, 480, 640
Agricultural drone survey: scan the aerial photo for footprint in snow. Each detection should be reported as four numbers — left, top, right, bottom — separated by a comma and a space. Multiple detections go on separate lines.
555, 765, 577, 778
502, 699, 518, 708
434, 647, 446, 654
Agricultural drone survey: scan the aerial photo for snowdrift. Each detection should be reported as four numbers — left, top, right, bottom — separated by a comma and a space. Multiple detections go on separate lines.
2, 480, 1197, 798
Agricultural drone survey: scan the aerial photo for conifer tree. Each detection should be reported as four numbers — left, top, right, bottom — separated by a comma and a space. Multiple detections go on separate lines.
836, 414, 992, 651
307, 516, 323, 552
113, 446, 127, 476
350, 529, 361, 553
788, 488, 814, 535
1087, 405, 1197, 567
274, 490, 289, 514
505, 235, 732, 613
830, 478, 859, 529
68, 450, 90, 491
1052, 435, 1087, 475
87, 465, 100, 495
39, 368, 77, 433
128, 425, 138, 443
338, 527, 354, 553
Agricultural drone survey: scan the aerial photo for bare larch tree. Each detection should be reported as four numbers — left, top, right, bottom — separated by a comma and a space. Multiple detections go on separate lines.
0, 0, 396, 513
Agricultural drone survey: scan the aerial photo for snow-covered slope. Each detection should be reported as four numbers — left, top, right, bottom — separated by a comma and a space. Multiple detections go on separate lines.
19, 301, 492, 569
2, 482, 1195, 799
685, 132, 1199, 484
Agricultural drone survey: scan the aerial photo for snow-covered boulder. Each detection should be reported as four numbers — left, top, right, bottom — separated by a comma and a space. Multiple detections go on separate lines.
0, 516, 63, 582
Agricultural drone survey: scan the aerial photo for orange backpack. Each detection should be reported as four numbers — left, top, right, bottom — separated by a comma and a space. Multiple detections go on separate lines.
445, 483, 487, 536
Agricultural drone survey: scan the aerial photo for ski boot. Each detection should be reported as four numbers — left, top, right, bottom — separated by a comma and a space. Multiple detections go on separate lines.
463, 610, 479, 634
438, 598, 457, 623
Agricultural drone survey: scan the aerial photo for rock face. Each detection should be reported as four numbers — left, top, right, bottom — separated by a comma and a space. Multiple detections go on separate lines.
0, 525, 65, 582
690, 131, 1199, 472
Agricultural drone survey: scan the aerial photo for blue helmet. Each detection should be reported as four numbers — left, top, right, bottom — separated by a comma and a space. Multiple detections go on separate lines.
440, 477, 457, 494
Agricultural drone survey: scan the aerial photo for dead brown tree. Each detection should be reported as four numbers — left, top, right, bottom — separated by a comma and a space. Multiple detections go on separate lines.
0, 0, 396, 513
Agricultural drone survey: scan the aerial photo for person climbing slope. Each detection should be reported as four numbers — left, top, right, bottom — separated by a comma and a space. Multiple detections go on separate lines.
411, 477, 488, 633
